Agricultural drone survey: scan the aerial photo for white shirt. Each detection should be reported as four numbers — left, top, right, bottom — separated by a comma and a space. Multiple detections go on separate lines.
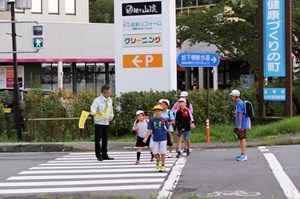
132, 119, 148, 138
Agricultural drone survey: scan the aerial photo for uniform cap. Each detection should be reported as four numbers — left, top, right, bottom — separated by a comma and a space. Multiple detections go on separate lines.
153, 105, 163, 111
178, 98, 186, 103
230, 89, 240, 97
136, 110, 144, 116
161, 99, 170, 106
180, 91, 188, 97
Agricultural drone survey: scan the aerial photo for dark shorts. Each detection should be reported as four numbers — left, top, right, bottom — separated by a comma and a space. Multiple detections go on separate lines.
167, 132, 173, 146
238, 129, 247, 140
136, 136, 150, 147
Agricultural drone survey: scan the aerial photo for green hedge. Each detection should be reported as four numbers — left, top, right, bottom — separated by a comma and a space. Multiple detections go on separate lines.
0, 87, 261, 141
112, 88, 259, 137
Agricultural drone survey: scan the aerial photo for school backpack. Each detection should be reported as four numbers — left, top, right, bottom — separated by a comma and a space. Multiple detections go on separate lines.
243, 100, 254, 118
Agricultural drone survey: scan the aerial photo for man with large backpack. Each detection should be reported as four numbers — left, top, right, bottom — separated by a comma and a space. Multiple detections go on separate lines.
230, 89, 250, 161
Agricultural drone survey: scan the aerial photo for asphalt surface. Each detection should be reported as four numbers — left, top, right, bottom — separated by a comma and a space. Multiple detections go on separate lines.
1, 140, 300, 199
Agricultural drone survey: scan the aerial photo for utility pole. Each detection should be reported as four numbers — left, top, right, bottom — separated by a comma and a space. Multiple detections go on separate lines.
8, 1, 22, 140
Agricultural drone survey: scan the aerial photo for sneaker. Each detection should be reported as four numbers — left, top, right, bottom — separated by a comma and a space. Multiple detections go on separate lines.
236, 154, 248, 161
156, 160, 161, 170
159, 166, 166, 172
236, 154, 242, 159
135, 160, 140, 165
183, 147, 187, 153
187, 150, 190, 156
168, 153, 173, 158
176, 151, 182, 158
150, 157, 155, 162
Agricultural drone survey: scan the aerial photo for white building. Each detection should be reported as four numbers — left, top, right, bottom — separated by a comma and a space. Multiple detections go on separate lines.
0, 0, 115, 94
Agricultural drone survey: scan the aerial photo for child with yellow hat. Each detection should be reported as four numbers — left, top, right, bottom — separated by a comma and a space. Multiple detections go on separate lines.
143, 105, 170, 172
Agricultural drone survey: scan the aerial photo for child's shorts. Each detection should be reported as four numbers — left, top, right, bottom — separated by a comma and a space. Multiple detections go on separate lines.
177, 130, 190, 141
136, 136, 150, 147
153, 140, 167, 154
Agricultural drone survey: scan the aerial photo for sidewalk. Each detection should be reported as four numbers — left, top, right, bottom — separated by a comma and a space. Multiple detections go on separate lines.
0, 140, 266, 153
2, 133, 300, 152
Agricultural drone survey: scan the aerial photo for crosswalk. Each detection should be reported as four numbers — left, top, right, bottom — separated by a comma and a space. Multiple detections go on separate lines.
0, 151, 178, 196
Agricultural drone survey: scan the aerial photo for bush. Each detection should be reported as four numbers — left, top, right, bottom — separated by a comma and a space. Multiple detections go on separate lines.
1, 87, 262, 142
112, 88, 259, 137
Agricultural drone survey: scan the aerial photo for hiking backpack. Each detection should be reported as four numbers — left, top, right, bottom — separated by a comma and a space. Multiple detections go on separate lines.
244, 100, 254, 118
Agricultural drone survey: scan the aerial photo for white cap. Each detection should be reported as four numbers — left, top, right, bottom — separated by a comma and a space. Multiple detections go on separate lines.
180, 91, 188, 97
178, 98, 186, 103
136, 110, 144, 116
158, 99, 164, 104
161, 99, 170, 106
230, 89, 240, 97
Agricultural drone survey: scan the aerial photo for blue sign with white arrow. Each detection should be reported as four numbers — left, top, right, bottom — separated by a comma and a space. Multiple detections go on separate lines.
177, 52, 220, 67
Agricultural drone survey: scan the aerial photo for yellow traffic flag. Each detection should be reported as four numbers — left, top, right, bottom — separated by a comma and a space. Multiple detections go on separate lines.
78, 110, 90, 129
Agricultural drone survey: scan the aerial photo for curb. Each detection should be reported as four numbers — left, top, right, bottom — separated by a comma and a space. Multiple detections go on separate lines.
0, 140, 266, 153
1, 135, 300, 152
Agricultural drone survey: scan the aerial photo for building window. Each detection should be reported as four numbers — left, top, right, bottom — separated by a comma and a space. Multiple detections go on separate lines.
75, 62, 115, 94
31, 0, 42, 13
41, 63, 57, 90
49, 0, 59, 14
65, 0, 75, 15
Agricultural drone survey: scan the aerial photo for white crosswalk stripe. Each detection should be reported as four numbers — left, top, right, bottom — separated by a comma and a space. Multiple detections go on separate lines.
0, 151, 178, 195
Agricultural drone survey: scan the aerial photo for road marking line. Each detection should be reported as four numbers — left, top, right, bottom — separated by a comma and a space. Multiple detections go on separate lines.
0, 184, 161, 194
39, 161, 174, 166
8, 173, 167, 180
258, 146, 269, 152
19, 168, 170, 174
259, 146, 300, 199
157, 157, 187, 199
63, 154, 155, 158
47, 159, 175, 163
0, 178, 164, 187
31, 164, 173, 170
55, 156, 159, 160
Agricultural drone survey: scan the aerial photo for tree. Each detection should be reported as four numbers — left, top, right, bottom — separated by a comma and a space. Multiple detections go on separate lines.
177, 0, 300, 69
89, 0, 114, 23
177, 0, 300, 114
177, 0, 259, 70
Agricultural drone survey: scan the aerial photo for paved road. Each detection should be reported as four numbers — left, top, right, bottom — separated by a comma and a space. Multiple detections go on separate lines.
0, 145, 300, 199
0, 151, 179, 199
172, 145, 300, 199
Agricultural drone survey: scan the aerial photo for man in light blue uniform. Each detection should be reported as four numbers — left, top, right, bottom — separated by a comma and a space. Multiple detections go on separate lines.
91, 85, 114, 161
230, 89, 249, 161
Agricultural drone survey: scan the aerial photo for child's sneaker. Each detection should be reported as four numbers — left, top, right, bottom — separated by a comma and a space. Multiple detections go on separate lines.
236, 154, 247, 161
159, 166, 166, 172
135, 160, 140, 165
156, 160, 161, 170
183, 147, 187, 153
176, 151, 182, 158
150, 157, 155, 162
186, 149, 190, 156
168, 152, 173, 158
236, 154, 242, 159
